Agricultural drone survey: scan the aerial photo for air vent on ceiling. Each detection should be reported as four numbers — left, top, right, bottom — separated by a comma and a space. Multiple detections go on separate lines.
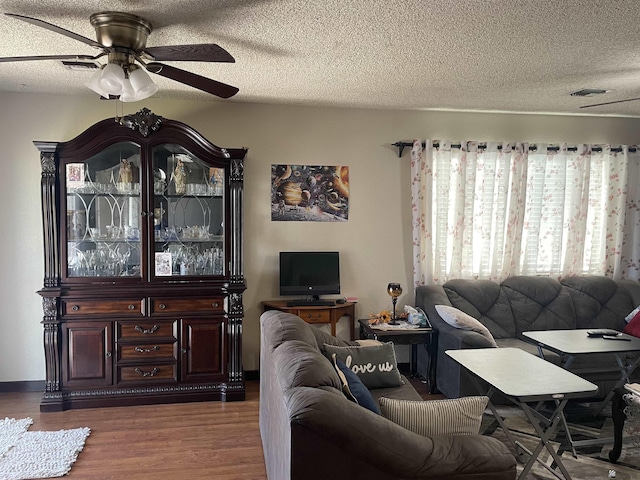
62, 61, 101, 71
569, 88, 609, 97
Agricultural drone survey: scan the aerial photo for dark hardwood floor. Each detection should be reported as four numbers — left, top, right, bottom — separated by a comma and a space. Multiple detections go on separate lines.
0, 381, 267, 479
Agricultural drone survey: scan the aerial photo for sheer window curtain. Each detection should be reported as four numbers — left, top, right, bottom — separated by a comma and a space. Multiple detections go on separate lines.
411, 139, 639, 286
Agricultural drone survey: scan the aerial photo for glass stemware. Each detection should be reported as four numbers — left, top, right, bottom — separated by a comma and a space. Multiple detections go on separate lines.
387, 283, 403, 325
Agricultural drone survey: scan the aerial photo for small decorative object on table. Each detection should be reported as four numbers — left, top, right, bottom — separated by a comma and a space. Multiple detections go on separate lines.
368, 309, 394, 324
387, 283, 402, 325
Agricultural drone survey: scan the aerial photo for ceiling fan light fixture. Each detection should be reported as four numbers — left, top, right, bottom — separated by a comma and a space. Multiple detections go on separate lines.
99, 63, 126, 94
85, 68, 111, 97
118, 78, 138, 103
128, 67, 158, 99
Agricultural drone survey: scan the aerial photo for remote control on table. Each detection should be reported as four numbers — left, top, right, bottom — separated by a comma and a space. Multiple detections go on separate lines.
602, 335, 631, 341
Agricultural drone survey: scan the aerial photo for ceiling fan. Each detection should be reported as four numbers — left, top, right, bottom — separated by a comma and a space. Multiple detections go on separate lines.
0, 11, 239, 101
580, 97, 640, 109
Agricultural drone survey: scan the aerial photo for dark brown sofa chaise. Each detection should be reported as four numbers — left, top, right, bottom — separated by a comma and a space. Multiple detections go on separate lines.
415, 275, 640, 399
259, 310, 516, 480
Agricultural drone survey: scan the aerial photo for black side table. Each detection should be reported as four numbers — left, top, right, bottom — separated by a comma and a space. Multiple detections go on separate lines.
358, 319, 437, 394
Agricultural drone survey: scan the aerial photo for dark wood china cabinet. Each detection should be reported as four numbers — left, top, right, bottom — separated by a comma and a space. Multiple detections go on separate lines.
35, 108, 247, 411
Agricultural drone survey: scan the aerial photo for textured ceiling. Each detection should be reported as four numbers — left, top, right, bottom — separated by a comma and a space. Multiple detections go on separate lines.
2, 0, 640, 116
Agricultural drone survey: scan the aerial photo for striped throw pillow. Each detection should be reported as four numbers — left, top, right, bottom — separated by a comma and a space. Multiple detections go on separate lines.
379, 396, 488, 436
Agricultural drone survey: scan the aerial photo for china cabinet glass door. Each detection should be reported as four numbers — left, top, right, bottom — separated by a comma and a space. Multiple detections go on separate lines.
64, 141, 142, 279
151, 144, 225, 278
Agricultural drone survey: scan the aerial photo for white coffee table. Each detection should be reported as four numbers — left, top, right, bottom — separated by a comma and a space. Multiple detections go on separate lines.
447, 347, 598, 480
523, 329, 640, 454
522, 330, 640, 402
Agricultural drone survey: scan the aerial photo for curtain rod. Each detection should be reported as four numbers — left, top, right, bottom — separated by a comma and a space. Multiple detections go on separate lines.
392, 141, 635, 158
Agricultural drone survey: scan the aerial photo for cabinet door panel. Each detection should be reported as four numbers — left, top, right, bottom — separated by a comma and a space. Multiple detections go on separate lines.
181, 318, 225, 382
62, 321, 112, 387
63, 142, 143, 281
151, 145, 225, 280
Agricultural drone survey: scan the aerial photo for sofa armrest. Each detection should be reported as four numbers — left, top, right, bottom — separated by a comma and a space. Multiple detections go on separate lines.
430, 313, 496, 349
416, 284, 496, 398
287, 387, 516, 480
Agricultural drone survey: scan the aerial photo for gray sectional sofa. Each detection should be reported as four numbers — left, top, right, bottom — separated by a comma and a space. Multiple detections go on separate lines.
415, 275, 640, 399
260, 310, 516, 480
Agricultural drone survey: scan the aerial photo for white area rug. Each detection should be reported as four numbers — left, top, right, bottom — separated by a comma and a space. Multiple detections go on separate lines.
0, 417, 90, 480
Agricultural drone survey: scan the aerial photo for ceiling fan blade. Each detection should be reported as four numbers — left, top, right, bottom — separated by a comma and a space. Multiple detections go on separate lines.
580, 96, 640, 108
5, 13, 104, 49
0, 54, 99, 63
147, 62, 238, 98
144, 44, 235, 63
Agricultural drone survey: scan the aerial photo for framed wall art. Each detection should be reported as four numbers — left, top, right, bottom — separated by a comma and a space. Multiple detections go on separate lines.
271, 164, 349, 222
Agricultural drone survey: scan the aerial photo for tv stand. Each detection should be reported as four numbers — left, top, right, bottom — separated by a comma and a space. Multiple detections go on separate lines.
286, 299, 335, 307
262, 300, 356, 340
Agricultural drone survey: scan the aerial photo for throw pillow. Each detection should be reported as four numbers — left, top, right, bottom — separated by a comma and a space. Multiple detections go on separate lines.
330, 353, 381, 414
378, 396, 489, 436
624, 310, 640, 337
626, 305, 640, 322
435, 304, 498, 347
323, 342, 404, 389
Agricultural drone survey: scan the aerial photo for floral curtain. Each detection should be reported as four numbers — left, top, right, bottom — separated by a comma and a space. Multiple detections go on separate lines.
411, 139, 639, 286
622, 150, 640, 281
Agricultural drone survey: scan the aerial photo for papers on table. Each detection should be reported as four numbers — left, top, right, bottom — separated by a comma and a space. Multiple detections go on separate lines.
369, 321, 431, 331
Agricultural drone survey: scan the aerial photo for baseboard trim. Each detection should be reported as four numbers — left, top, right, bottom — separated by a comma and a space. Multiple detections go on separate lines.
0, 380, 45, 393
1, 376, 260, 393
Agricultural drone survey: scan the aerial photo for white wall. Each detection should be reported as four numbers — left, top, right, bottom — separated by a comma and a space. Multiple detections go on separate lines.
2, 90, 640, 381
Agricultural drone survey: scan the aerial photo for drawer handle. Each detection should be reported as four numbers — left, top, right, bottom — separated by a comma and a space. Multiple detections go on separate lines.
135, 325, 159, 335
72, 305, 80, 311
134, 367, 159, 377
158, 304, 166, 310
212, 302, 219, 308
128, 304, 135, 310
106, 352, 112, 358
134, 346, 160, 353
181, 348, 187, 354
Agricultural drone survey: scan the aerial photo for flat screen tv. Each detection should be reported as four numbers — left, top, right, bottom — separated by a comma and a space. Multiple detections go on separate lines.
279, 251, 340, 297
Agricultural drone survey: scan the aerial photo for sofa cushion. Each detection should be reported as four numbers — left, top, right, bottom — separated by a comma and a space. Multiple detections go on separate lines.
561, 276, 635, 330
369, 376, 424, 401
501, 276, 575, 334
261, 311, 319, 351
436, 305, 497, 347
323, 342, 404, 389
273, 340, 342, 391
379, 396, 488, 436
331, 354, 381, 414
443, 279, 516, 339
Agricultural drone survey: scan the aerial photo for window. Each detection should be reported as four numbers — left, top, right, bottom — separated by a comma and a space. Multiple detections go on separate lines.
411, 141, 636, 285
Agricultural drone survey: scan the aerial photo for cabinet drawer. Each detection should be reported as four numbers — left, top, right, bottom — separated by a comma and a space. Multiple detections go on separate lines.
117, 364, 177, 383
298, 310, 331, 323
149, 297, 224, 315
117, 320, 178, 341
62, 299, 144, 316
117, 343, 177, 362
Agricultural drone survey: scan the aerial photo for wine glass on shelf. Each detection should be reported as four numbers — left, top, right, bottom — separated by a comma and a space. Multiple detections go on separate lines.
387, 283, 403, 325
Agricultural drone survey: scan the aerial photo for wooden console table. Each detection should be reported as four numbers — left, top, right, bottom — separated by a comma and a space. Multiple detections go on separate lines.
262, 301, 356, 340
